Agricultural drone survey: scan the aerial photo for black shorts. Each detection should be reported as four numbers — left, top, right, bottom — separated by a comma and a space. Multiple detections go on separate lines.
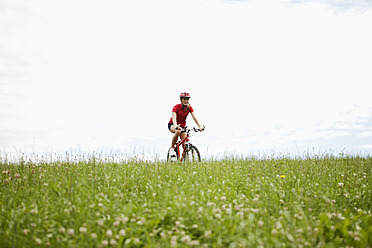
168, 123, 186, 133
168, 122, 173, 131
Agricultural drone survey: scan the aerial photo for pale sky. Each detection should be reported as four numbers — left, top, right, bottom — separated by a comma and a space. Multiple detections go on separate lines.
1, 0, 372, 159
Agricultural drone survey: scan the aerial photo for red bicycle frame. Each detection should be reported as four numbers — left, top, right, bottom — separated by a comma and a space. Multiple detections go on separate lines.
174, 133, 190, 162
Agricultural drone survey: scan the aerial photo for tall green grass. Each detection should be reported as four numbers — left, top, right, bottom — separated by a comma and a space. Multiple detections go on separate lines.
1, 155, 371, 247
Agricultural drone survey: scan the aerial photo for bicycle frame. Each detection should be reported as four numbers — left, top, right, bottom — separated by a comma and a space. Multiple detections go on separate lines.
174, 132, 190, 162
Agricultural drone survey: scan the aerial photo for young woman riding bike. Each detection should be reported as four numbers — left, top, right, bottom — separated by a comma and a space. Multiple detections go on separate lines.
168, 92, 204, 158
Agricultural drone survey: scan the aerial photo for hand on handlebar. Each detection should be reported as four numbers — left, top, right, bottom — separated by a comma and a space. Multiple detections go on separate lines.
195, 125, 205, 132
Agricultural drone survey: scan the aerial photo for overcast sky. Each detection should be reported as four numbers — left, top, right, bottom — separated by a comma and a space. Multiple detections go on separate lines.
1, 0, 372, 160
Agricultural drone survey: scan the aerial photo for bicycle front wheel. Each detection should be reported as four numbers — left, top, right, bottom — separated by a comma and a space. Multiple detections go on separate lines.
184, 145, 201, 163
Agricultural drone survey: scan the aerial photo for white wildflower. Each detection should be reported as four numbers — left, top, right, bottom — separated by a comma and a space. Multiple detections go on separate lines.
275, 222, 282, 229
30, 209, 38, 215
226, 208, 232, 215
213, 208, 222, 215
180, 235, 191, 243
170, 238, 177, 247
337, 213, 345, 220
67, 228, 74, 236
110, 239, 117, 246
190, 240, 200, 246
204, 230, 212, 238
119, 229, 126, 236
35, 238, 42, 245
106, 229, 113, 238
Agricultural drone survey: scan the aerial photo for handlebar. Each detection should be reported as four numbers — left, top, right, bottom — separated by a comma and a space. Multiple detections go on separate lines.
179, 125, 205, 133
194, 125, 205, 132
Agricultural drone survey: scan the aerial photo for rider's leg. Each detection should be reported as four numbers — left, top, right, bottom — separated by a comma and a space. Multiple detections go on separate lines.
180, 132, 187, 151
170, 124, 181, 148
171, 133, 180, 147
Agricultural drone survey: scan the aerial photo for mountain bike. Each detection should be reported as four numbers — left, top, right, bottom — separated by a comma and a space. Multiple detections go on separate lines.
167, 126, 204, 163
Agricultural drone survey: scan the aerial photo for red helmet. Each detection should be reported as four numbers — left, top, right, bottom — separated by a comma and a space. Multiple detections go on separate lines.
180, 92, 191, 98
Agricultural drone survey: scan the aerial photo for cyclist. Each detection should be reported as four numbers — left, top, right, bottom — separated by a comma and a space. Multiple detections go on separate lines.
168, 92, 203, 157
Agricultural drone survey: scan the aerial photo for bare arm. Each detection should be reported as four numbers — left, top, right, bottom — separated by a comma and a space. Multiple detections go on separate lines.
172, 112, 178, 127
172, 112, 177, 125
191, 112, 203, 131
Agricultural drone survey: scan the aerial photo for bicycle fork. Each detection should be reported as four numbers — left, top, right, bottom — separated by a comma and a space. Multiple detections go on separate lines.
180, 142, 191, 162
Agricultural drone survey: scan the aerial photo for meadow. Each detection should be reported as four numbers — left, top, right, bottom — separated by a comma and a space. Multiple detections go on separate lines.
0, 155, 371, 247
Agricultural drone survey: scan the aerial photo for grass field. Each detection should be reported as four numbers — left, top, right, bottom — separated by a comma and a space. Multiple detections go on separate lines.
1, 155, 371, 247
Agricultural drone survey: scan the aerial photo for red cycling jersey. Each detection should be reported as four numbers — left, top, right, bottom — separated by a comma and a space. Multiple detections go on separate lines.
169, 104, 194, 127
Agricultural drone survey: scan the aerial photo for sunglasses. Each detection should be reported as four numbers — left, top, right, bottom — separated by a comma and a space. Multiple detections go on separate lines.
181, 98, 190, 100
